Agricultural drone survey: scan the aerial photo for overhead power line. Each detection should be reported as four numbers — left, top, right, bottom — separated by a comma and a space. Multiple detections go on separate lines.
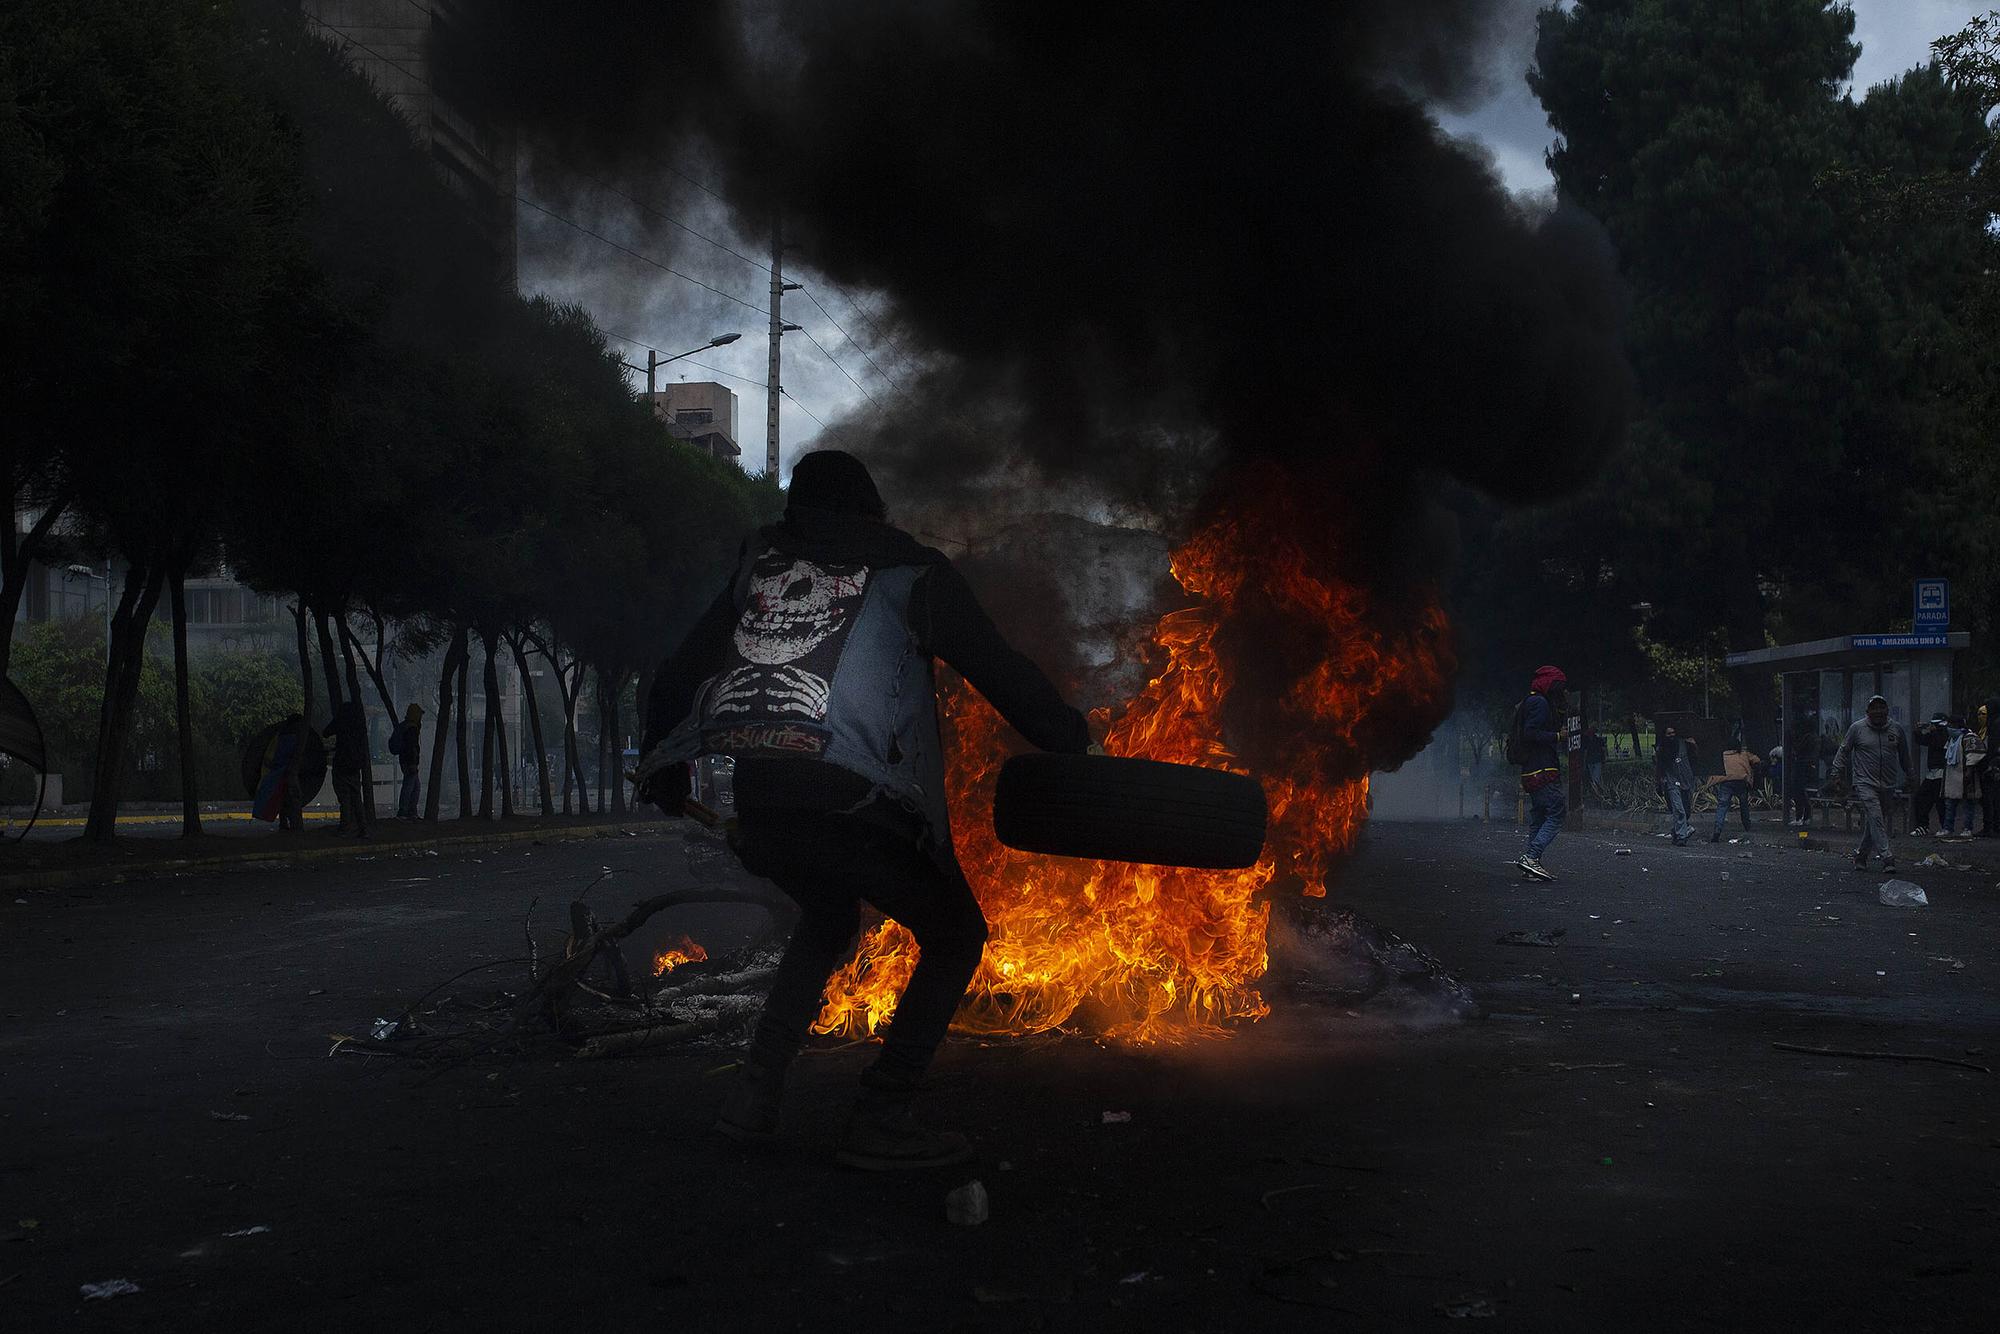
794, 326, 883, 413
602, 332, 827, 428
799, 286, 904, 397
581, 169, 773, 275
305, 13, 858, 432
513, 196, 770, 316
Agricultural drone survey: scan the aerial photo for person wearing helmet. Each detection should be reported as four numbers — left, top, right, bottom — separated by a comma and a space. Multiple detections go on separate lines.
1513, 665, 1569, 881
636, 450, 1089, 1170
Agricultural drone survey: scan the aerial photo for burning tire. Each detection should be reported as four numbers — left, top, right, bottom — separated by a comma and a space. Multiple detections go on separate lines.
992, 753, 1267, 869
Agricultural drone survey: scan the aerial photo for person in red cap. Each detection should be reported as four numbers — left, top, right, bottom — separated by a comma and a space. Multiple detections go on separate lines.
1513, 665, 1570, 880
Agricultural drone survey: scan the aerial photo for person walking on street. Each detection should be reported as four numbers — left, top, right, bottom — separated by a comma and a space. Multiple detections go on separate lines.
1512, 666, 1569, 881
1709, 740, 1760, 842
1655, 723, 1697, 846
1912, 713, 1949, 834
323, 699, 370, 838
1830, 694, 1909, 874
389, 702, 424, 820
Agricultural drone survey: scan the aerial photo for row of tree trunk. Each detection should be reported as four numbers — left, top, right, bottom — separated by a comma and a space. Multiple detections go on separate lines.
72, 566, 637, 841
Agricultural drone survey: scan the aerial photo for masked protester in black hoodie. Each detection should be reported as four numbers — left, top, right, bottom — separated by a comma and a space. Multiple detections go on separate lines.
637, 451, 1090, 1169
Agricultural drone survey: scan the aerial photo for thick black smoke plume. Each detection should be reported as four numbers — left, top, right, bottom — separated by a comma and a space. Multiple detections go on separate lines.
438, 1, 1631, 777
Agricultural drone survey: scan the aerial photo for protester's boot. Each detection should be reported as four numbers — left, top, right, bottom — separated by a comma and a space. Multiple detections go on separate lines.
837, 1081, 972, 1171
714, 1058, 787, 1145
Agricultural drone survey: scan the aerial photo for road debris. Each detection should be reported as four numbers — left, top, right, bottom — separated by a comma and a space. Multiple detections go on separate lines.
206, 1111, 250, 1122
1439, 1294, 1497, 1318
1101, 1110, 1132, 1124
945, 1180, 989, 1226
1771, 1042, 1989, 1074
81, 1279, 142, 1300
575, 1018, 719, 1059
1495, 928, 1565, 948
1878, 881, 1929, 908
1253, 1253, 1357, 1311
1613, 848, 1632, 856
1260, 1183, 1344, 1211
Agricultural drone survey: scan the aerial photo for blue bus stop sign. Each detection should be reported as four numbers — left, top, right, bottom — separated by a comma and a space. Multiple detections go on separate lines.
1915, 579, 1949, 629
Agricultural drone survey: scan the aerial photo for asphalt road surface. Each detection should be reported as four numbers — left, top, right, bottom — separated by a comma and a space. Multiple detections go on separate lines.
2, 816, 1995, 1331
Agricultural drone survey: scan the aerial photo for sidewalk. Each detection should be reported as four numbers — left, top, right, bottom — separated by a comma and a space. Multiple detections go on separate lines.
0, 809, 669, 894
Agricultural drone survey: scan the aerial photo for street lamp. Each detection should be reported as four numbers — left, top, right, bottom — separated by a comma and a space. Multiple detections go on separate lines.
621, 333, 744, 396
64, 563, 111, 665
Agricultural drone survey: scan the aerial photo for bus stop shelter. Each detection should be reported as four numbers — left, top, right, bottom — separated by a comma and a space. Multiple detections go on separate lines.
1725, 631, 1970, 824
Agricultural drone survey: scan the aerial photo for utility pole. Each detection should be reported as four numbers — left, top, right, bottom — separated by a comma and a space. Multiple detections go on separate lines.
766, 216, 802, 478
646, 348, 658, 398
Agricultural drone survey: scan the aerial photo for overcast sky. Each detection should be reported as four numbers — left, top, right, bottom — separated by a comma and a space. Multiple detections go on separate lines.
525, 2, 1993, 476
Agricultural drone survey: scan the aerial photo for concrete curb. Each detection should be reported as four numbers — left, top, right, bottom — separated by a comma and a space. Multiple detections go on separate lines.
0, 820, 668, 895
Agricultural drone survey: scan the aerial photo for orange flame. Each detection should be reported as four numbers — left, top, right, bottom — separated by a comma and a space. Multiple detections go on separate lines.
816, 477, 1452, 1042
653, 934, 709, 977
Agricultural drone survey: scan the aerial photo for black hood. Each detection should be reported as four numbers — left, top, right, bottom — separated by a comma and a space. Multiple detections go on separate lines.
760, 505, 949, 569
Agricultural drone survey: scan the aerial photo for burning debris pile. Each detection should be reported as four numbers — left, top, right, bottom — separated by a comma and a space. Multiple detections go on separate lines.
429, 2, 1632, 1045
335, 860, 795, 1066
817, 467, 1455, 1042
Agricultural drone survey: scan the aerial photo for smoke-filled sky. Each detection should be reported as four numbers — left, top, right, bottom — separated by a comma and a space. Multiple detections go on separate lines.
451, 0, 1631, 517
492, 0, 1984, 478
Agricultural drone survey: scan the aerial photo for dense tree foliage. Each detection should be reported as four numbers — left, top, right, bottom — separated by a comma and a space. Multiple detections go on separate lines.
1453, 0, 2000, 740
0, 0, 777, 841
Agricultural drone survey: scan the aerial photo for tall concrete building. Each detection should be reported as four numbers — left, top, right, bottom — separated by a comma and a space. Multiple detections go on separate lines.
302, 0, 517, 286
644, 382, 742, 463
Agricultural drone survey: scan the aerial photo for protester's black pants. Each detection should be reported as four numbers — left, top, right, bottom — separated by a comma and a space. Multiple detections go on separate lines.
332, 769, 367, 833
1985, 774, 2000, 836
734, 810, 987, 1090
1914, 778, 1943, 830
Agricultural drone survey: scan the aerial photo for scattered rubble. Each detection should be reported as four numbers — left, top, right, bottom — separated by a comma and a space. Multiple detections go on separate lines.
80, 1279, 142, 1300
1439, 1294, 1497, 1318
1495, 929, 1564, 949
1772, 1042, 1989, 1074
945, 1181, 989, 1226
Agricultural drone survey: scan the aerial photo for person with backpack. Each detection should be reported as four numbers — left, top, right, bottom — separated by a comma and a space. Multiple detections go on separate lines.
1709, 737, 1760, 842
388, 702, 424, 820
1510, 665, 1569, 881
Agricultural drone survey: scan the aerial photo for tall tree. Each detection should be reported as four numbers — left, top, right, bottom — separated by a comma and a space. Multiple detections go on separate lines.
1516, 1, 1994, 735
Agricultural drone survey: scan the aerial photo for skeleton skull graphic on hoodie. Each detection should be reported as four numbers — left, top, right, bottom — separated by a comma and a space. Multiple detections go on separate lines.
693, 549, 871, 752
